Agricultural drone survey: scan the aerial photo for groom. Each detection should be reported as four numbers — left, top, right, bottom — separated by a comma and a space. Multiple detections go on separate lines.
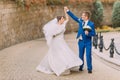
64, 7, 96, 73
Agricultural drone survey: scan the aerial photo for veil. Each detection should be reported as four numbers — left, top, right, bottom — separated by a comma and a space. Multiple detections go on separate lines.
43, 18, 58, 47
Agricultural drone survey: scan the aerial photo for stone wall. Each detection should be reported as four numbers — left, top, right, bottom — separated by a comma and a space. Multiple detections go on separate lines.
0, 1, 93, 50
0, 1, 43, 49
0, 1, 113, 50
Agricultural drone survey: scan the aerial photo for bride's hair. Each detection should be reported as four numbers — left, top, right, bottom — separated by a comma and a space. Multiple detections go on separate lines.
57, 16, 65, 22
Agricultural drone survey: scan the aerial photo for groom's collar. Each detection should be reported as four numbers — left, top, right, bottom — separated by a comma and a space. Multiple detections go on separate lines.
85, 20, 88, 23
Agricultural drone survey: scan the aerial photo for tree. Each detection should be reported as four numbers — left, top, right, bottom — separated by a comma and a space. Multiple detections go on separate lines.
91, 0, 104, 28
112, 1, 120, 28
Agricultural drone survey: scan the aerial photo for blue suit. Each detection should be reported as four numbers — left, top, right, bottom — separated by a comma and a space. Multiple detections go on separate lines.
67, 11, 96, 71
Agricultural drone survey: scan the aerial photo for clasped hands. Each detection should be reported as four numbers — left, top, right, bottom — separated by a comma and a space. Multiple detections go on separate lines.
64, 6, 69, 12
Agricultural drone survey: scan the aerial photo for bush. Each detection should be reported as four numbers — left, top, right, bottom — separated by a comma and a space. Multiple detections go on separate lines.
91, 0, 104, 28
46, 0, 69, 5
112, 1, 120, 28
14, 0, 25, 7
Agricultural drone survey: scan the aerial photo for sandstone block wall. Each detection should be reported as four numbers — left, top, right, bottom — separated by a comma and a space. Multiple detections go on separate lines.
0, 1, 113, 50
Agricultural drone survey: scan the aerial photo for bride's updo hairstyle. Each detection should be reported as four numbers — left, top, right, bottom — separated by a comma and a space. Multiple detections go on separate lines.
57, 16, 65, 22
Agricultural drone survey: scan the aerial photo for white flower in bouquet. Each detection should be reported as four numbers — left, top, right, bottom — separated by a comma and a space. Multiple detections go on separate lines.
83, 25, 91, 31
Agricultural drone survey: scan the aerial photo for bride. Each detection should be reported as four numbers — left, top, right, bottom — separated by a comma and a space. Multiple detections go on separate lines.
36, 8, 83, 76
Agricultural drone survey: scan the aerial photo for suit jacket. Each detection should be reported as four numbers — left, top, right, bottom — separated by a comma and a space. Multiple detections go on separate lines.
67, 10, 96, 43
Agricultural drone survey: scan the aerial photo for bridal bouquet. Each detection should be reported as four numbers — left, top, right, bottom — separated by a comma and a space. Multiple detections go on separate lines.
83, 25, 91, 31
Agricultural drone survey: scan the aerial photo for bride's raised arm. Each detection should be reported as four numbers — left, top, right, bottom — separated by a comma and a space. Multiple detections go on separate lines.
64, 7, 69, 22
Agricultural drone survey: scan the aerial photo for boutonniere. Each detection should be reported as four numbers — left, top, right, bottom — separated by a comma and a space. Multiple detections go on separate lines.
83, 25, 91, 31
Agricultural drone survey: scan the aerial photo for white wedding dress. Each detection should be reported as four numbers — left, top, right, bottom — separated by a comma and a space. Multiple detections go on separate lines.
36, 18, 83, 76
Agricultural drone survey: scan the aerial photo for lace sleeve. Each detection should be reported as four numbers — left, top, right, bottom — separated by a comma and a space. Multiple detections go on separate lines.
53, 26, 64, 36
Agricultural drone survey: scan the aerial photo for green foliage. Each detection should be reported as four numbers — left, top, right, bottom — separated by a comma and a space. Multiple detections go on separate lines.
112, 1, 120, 28
46, 0, 69, 5
91, 0, 104, 28
12, 0, 25, 7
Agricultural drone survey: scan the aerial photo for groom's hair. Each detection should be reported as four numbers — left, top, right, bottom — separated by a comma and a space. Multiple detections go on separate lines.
57, 16, 65, 22
83, 11, 91, 19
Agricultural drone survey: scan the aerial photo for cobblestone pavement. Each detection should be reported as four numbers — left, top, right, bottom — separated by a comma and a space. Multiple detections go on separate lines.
0, 32, 120, 80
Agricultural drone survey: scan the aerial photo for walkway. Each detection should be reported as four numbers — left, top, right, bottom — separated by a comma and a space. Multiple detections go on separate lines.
0, 32, 120, 80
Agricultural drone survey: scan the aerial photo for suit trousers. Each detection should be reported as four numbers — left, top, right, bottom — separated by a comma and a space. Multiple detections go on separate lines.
78, 39, 92, 71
